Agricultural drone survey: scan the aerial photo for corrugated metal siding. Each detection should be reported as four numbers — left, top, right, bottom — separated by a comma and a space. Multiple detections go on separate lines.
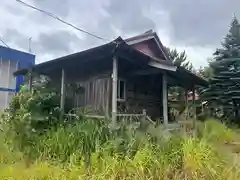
0, 46, 35, 110
0, 59, 18, 89
0, 59, 9, 89
0, 91, 15, 111
0, 45, 35, 92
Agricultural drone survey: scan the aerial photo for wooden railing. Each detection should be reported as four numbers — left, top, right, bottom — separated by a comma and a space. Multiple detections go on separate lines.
65, 109, 156, 125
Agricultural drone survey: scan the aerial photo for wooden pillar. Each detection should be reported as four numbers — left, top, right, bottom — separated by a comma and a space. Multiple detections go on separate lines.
162, 72, 168, 126
112, 56, 118, 124
60, 69, 66, 119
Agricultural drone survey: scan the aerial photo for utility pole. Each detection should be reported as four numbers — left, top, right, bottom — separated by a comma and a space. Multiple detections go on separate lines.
28, 37, 32, 53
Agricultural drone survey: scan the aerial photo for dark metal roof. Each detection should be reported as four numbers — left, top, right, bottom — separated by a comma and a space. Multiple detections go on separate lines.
168, 66, 208, 87
14, 37, 174, 76
14, 39, 118, 76
13, 36, 208, 87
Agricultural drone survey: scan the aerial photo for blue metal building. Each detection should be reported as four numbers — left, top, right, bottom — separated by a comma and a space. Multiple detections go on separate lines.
0, 45, 35, 110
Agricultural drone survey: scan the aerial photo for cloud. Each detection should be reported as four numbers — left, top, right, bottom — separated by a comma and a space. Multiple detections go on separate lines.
1, 0, 240, 68
103, 0, 156, 34
159, 0, 240, 46
3, 29, 28, 50
2, 28, 79, 52
32, 30, 80, 54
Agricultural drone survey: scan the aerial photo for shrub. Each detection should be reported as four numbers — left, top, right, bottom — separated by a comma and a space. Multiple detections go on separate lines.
1, 80, 60, 154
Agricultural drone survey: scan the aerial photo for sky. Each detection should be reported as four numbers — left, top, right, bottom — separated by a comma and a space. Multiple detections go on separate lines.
1, 0, 240, 68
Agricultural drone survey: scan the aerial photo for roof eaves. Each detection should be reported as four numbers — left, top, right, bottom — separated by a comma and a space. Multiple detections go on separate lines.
0, 45, 35, 56
177, 66, 208, 87
13, 38, 122, 77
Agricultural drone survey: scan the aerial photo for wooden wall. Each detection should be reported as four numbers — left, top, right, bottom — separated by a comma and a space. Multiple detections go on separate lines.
131, 39, 166, 60
66, 73, 111, 115
119, 75, 163, 120
45, 66, 164, 120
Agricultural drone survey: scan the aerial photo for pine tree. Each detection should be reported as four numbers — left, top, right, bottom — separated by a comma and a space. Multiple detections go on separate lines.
167, 48, 193, 71
166, 48, 194, 115
203, 17, 240, 121
166, 47, 194, 102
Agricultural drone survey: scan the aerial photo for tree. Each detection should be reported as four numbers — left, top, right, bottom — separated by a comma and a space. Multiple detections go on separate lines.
203, 17, 240, 121
166, 48, 194, 118
198, 58, 214, 81
167, 48, 194, 71
198, 66, 213, 81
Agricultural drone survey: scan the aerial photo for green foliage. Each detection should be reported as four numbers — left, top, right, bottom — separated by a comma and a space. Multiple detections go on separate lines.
166, 48, 195, 119
2, 79, 240, 179
1, 77, 60, 153
182, 138, 227, 179
203, 17, 240, 122
198, 64, 213, 81
32, 118, 111, 163
198, 119, 237, 143
167, 48, 193, 71
1, 119, 240, 179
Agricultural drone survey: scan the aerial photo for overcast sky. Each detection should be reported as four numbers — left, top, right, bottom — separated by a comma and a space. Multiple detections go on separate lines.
1, 0, 239, 68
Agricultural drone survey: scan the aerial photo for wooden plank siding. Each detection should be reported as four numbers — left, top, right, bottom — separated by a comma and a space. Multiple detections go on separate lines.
118, 75, 163, 120
65, 72, 112, 115
131, 39, 166, 61
64, 73, 164, 120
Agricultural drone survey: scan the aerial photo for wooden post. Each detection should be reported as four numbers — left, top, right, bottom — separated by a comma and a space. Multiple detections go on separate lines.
29, 69, 33, 92
192, 85, 196, 131
142, 109, 146, 122
140, 109, 147, 129
142, 109, 146, 118
112, 56, 118, 124
185, 89, 188, 120
60, 69, 66, 120
162, 72, 168, 127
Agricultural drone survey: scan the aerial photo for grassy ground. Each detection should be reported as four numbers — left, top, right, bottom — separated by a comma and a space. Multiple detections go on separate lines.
1, 119, 240, 179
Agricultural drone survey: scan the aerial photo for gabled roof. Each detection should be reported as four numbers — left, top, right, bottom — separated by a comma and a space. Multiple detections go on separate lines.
13, 31, 208, 87
14, 36, 176, 77
125, 29, 170, 61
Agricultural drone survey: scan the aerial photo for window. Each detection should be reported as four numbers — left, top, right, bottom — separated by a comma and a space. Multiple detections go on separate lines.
117, 79, 126, 101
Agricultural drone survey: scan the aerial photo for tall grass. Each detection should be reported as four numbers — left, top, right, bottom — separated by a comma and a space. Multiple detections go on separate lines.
198, 119, 237, 143
1, 118, 240, 179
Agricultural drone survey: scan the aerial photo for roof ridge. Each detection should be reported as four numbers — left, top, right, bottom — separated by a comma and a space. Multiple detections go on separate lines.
143, 29, 154, 35
124, 30, 155, 43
